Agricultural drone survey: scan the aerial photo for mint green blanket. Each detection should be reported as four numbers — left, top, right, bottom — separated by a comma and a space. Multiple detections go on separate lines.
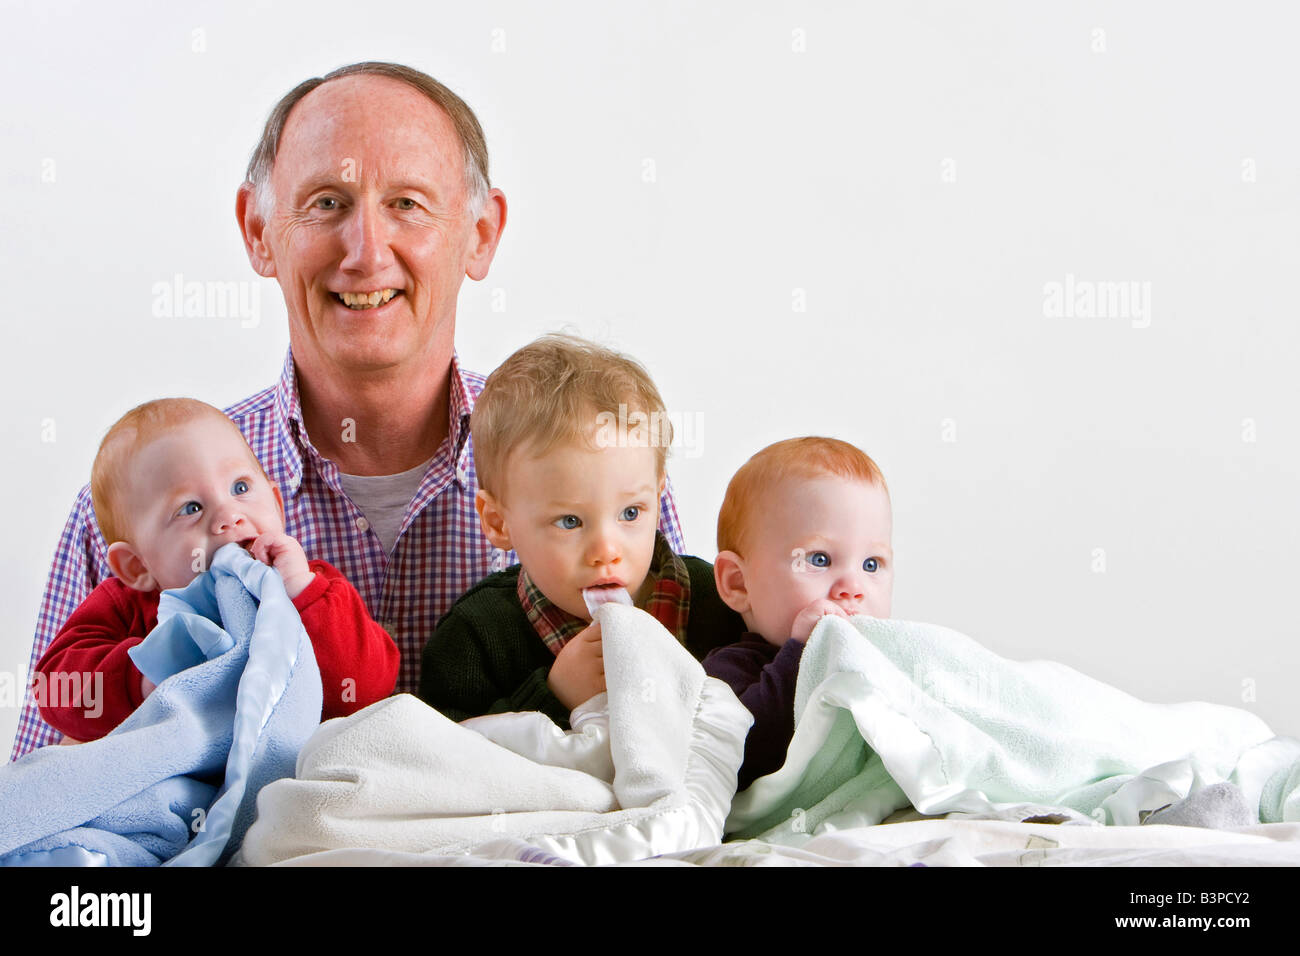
726, 616, 1300, 842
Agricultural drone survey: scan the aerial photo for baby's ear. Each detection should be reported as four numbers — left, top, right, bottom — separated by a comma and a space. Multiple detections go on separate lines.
713, 550, 751, 614
106, 542, 157, 593
475, 489, 513, 550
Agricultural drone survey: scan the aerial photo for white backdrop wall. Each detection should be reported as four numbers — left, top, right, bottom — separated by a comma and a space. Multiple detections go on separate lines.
3, 1, 1297, 755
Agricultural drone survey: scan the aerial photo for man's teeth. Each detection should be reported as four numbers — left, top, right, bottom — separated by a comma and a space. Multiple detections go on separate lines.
338, 289, 398, 309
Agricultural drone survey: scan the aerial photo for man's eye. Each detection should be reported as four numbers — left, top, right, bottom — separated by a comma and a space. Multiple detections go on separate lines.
315, 197, 339, 210
232, 479, 250, 495
394, 197, 418, 210
179, 502, 202, 517
554, 515, 581, 530
807, 551, 831, 568
620, 506, 641, 521
864, 557, 880, 573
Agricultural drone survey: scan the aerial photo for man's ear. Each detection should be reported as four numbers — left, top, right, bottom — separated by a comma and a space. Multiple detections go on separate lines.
236, 182, 277, 279
713, 550, 751, 615
106, 542, 158, 593
475, 488, 513, 550
464, 188, 507, 282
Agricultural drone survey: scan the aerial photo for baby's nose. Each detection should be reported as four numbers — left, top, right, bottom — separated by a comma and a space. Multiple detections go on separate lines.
210, 509, 246, 534
832, 575, 865, 601
587, 526, 621, 565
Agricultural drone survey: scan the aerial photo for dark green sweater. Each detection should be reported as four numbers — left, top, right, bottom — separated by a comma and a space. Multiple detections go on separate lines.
417, 558, 747, 729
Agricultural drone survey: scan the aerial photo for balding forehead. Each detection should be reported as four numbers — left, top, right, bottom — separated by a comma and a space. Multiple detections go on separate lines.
279, 74, 460, 154
270, 74, 468, 203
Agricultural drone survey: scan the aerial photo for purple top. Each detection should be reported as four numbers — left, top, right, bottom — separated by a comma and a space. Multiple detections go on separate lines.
703, 634, 805, 790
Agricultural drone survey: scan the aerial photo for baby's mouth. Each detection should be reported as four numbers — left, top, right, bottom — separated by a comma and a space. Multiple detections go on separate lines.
335, 289, 401, 310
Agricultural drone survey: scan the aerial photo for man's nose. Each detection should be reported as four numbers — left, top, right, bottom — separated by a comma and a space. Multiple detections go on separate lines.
339, 202, 394, 274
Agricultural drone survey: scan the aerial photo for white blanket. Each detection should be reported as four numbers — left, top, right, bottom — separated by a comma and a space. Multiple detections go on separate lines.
727, 615, 1300, 842
236, 604, 752, 866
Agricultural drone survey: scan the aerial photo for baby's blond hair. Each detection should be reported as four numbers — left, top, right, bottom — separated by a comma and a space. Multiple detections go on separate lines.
471, 334, 672, 499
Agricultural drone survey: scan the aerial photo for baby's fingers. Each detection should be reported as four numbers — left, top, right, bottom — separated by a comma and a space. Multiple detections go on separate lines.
248, 533, 278, 566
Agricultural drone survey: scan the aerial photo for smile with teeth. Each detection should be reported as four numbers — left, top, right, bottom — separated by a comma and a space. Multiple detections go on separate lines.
337, 289, 400, 310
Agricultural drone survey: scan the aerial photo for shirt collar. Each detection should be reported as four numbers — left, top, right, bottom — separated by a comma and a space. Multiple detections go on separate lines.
518, 531, 693, 655
271, 347, 306, 496
273, 346, 477, 496
446, 350, 475, 477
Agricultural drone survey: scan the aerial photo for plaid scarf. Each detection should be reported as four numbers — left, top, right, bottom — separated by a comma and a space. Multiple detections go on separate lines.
518, 530, 691, 655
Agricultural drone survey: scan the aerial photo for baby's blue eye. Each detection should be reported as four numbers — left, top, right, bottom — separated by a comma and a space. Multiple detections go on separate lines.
554, 515, 581, 530
807, 551, 831, 569
179, 501, 202, 517
864, 557, 880, 573
620, 506, 641, 521
232, 479, 250, 495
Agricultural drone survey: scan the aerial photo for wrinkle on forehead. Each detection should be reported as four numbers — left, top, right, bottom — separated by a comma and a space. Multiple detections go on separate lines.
274, 74, 467, 197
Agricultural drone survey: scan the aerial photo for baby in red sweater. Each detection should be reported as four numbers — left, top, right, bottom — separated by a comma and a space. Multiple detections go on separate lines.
703, 437, 894, 789
33, 398, 399, 743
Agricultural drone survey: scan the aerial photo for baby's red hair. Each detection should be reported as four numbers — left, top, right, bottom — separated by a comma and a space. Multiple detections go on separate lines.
717, 437, 888, 557
91, 398, 263, 545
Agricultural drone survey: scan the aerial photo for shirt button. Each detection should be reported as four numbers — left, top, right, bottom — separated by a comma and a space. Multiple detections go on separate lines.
356, 517, 370, 533
455, 466, 468, 484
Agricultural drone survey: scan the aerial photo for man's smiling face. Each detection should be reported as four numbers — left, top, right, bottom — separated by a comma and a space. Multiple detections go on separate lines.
256, 74, 481, 377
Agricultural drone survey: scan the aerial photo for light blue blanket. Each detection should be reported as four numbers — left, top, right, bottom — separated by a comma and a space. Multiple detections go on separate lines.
0, 544, 322, 866
727, 616, 1300, 841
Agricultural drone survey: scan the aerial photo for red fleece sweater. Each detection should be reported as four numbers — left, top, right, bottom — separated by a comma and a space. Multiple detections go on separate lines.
34, 559, 398, 741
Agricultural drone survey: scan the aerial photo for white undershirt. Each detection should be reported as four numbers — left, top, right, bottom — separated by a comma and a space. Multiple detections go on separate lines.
338, 457, 434, 555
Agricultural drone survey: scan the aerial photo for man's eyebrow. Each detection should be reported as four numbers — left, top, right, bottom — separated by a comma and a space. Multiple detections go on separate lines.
387, 180, 440, 195
290, 173, 348, 197
289, 175, 447, 200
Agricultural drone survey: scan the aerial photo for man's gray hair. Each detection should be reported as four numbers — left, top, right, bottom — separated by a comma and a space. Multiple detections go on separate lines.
245, 61, 491, 222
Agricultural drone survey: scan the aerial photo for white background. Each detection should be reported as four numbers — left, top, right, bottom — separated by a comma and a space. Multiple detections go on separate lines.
3, 0, 1298, 754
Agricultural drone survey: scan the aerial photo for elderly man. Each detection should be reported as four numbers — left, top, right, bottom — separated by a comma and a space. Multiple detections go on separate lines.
11, 62, 685, 760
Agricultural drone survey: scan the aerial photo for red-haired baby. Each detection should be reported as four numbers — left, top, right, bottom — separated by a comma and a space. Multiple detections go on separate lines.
704, 437, 893, 789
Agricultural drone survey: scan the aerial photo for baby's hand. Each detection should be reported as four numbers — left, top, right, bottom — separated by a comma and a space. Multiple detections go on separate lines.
547, 620, 606, 711
791, 600, 849, 642
249, 531, 315, 599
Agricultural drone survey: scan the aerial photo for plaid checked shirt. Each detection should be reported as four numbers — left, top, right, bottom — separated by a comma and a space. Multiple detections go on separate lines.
10, 347, 686, 761
518, 530, 692, 654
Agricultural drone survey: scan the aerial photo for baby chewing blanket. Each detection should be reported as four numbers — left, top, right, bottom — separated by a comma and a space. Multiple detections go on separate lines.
0, 544, 322, 866
236, 603, 752, 866
727, 615, 1300, 842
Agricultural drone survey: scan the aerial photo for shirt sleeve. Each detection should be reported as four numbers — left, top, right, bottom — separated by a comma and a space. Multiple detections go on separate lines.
704, 638, 806, 790
418, 608, 570, 729
657, 472, 687, 553
34, 581, 149, 742
11, 486, 112, 760
294, 560, 400, 720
